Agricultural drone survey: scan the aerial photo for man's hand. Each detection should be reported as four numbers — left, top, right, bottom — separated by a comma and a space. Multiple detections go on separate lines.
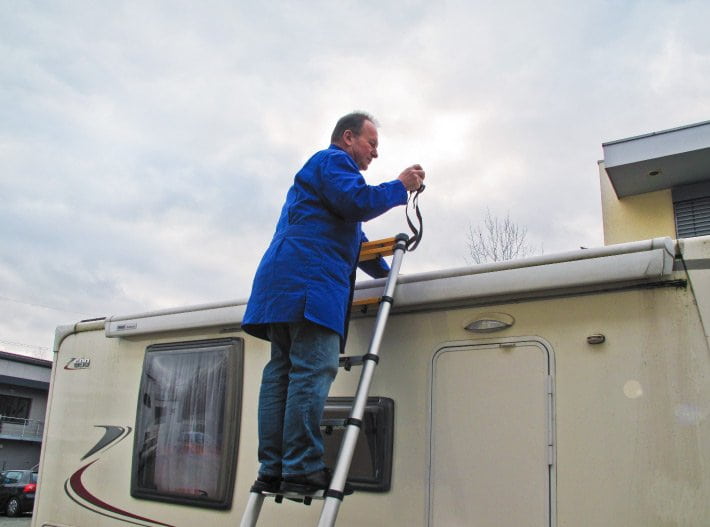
398, 164, 426, 192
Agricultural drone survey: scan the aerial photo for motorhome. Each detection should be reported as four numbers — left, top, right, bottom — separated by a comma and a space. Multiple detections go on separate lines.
33, 122, 710, 526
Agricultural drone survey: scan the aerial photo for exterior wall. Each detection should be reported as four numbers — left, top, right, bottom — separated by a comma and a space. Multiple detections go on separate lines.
599, 161, 676, 245
0, 441, 41, 471
0, 384, 48, 423
1, 356, 52, 387
0, 352, 51, 472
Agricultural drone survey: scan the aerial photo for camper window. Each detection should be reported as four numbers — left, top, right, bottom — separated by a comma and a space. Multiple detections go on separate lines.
131, 338, 243, 509
322, 397, 394, 492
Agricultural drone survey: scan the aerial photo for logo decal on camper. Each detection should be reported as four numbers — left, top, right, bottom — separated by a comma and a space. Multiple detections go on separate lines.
65, 425, 176, 527
64, 357, 91, 370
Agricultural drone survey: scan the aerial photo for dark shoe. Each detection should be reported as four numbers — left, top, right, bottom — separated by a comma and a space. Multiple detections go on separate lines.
280, 468, 353, 496
250, 473, 281, 494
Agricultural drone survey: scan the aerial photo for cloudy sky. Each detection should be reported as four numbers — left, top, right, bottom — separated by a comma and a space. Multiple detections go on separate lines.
2, 0, 709, 360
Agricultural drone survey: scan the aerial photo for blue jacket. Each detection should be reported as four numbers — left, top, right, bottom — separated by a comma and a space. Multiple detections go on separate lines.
242, 145, 408, 341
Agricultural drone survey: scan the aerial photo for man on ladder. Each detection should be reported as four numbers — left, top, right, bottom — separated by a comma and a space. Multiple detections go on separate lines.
242, 112, 425, 501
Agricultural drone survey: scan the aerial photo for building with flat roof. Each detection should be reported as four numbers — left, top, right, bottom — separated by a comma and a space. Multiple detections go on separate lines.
0, 351, 52, 470
600, 119, 710, 245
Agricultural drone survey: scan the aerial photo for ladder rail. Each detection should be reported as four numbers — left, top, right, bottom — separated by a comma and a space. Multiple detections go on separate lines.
317, 234, 409, 527
239, 234, 409, 527
240, 492, 265, 527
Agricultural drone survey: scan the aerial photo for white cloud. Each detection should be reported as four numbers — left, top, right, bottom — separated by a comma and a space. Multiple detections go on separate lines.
1, 0, 709, 359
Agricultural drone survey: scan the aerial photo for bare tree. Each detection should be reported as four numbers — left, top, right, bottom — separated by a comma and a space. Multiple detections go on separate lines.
466, 209, 541, 264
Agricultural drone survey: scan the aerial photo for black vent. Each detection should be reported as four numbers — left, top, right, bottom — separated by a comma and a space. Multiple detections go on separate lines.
675, 196, 710, 238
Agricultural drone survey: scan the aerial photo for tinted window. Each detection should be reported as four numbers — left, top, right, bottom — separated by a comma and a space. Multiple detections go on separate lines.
131, 338, 243, 509
322, 397, 394, 492
0, 395, 31, 419
4, 471, 22, 483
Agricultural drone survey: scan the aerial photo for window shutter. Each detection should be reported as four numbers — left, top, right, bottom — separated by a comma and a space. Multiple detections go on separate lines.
675, 196, 710, 238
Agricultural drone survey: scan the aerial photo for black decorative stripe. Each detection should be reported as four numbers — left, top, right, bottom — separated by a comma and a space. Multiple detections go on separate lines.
81, 425, 130, 460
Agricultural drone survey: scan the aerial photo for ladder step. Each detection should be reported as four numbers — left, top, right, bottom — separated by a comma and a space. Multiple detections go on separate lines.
352, 297, 379, 314
320, 418, 347, 428
262, 490, 325, 505
352, 297, 379, 307
359, 237, 397, 262
338, 356, 363, 371
320, 418, 347, 436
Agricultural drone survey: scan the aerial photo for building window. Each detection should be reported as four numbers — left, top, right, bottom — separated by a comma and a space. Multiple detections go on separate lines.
131, 338, 243, 509
673, 182, 710, 239
674, 196, 710, 238
0, 394, 31, 419
321, 397, 394, 492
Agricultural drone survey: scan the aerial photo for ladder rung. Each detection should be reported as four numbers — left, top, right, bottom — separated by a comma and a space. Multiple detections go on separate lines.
320, 418, 347, 436
263, 490, 325, 505
359, 237, 397, 262
320, 418, 348, 428
338, 355, 363, 370
352, 297, 379, 307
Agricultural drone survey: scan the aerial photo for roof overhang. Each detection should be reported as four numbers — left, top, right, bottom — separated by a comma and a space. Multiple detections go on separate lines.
0, 374, 49, 390
602, 120, 710, 198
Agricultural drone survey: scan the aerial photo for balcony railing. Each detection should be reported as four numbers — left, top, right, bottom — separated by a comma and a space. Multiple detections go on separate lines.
0, 415, 44, 441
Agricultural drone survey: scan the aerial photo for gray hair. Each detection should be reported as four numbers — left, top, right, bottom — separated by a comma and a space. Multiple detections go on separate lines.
330, 111, 377, 143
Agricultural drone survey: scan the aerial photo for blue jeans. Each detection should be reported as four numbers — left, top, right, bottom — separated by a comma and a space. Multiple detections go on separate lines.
258, 321, 340, 477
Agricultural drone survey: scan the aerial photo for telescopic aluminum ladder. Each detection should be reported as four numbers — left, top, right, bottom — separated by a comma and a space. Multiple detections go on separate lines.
240, 233, 411, 527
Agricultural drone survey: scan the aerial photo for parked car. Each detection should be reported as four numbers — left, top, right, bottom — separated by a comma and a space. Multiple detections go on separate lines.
0, 469, 37, 516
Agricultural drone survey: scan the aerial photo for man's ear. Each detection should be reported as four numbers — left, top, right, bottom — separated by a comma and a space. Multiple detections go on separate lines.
342, 129, 354, 146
